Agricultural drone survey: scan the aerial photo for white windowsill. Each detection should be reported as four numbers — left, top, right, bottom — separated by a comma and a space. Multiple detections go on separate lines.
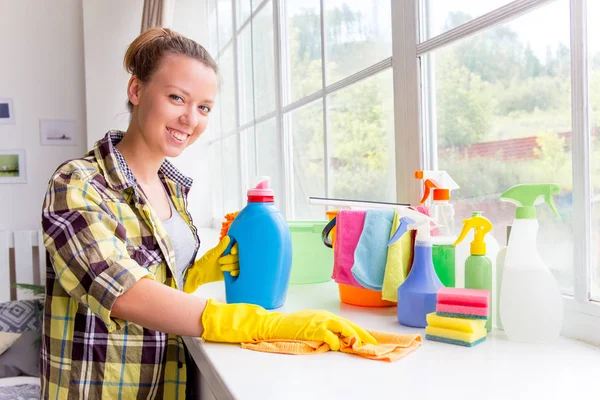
185, 280, 599, 400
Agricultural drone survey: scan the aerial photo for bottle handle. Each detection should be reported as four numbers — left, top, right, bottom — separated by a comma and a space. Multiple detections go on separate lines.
321, 217, 337, 248
223, 236, 239, 284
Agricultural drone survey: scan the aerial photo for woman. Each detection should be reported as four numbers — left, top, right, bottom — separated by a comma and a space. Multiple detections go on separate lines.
40, 28, 375, 399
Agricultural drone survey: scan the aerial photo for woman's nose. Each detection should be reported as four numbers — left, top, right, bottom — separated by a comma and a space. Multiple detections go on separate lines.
179, 106, 198, 127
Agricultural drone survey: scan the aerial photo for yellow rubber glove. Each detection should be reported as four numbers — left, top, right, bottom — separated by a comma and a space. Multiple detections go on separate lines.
201, 299, 377, 351
183, 236, 239, 293
218, 243, 239, 277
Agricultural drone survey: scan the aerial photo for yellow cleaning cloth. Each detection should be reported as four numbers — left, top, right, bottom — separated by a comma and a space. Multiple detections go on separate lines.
381, 212, 414, 302
240, 330, 422, 362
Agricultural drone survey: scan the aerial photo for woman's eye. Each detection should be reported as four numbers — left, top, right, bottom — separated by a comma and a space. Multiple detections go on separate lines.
199, 105, 211, 113
169, 94, 183, 102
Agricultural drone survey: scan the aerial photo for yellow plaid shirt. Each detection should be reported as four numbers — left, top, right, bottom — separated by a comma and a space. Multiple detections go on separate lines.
40, 131, 201, 399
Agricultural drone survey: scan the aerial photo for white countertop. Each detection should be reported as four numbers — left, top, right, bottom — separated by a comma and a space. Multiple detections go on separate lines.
184, 280, 599, 400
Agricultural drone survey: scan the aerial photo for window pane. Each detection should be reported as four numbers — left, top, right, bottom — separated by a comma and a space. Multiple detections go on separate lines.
282, 0, 322, 105
208, 99, 222, 141
208, 0, 219, 55
324, 0, 391, 85
252, 0, 263, 13
589, 1, 600, 301
241, 127, 257, 190
222, 134, 242, 213
328, 68, 396, 202
237, 0, 252, 29
218, 46, 236, 134
218, 0, 233, 49
255, 118, 284, 210
211, 141, 224, 218
422, 0, 513, 41
238, 24, 254, 125
286, 100, 325, 219
426, 0, 573, 293
253, 1, 276, 118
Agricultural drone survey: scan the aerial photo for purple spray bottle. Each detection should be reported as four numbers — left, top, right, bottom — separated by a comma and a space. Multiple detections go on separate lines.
388, 208, 444, 328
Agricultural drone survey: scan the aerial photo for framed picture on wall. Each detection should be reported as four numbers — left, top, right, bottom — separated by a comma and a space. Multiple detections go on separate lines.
40, 118, 76, 146
0, 98, 15, 125
0, 149, 26, 183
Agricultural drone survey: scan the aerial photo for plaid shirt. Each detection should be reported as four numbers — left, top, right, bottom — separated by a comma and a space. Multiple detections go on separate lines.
40, 131, 201, 399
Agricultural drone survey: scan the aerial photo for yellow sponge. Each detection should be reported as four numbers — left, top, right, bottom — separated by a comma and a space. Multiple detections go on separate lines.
425, 312, 487, 346
426, 312, 486, 333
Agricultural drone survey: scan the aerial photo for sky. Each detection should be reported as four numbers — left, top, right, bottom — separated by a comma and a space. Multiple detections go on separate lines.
426, 0, 599, 57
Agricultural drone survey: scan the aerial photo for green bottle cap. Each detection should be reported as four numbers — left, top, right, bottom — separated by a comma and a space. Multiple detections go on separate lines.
500, 184, 561, 220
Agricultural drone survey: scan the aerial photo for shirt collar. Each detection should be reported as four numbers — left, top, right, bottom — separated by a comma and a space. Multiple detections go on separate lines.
94, 130, 194, 195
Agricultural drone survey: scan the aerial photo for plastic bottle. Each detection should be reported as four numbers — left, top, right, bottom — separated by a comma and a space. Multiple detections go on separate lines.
223, 177, 292, 310
499, 184, 564, 343
415, 170, 460, 287
390, 208, 443, 328
453, 213, 494, 331
495, 225, 511, 331
455, 212, 500, 289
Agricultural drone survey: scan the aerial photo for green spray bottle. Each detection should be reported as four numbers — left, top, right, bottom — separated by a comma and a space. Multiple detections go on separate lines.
453, 212, 493, 331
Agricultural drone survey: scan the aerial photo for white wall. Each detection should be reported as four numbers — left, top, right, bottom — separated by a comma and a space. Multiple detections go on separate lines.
82, 0, 214, 230
169, 0, 214, 230
82, 0, 144, 146
0, 0, 88, 231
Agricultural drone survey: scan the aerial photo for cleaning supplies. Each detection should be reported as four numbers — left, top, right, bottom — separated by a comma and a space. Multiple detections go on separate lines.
351, 209, 395, 291
390, 208, 443, 328
435, 287, 490, 320
425, 312, 487, 347
453, 213, 494, 331
495, 225, 511, 331
425, 287, 490, 346
454, 211, 500, 289
415, 170, 459, 287
241, 330, 422, 362
223, 177, 292, 309
381, 212, 415, 302
499, 184, 564, 343
414, 170, 459, 235
329, 209, 366, 288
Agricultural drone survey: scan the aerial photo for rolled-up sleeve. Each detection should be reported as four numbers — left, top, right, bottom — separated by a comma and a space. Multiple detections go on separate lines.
42, 169, 154, 332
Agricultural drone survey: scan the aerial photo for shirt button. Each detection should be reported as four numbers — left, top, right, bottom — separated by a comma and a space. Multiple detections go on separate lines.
178, 361, 184, 369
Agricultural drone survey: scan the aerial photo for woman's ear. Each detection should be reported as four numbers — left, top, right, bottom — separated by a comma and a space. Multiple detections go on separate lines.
127, 76, 142, 106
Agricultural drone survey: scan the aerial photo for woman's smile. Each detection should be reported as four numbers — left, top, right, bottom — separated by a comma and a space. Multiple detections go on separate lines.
166, 126, 190, 143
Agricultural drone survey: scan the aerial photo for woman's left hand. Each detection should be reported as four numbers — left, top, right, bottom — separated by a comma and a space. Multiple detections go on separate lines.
183, 236, 238, 293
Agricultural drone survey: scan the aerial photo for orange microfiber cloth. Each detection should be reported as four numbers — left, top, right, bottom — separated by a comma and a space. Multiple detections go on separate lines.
240, 331, 422, 362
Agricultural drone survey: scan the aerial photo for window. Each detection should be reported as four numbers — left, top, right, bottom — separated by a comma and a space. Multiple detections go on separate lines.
206, 0, 600, 342
424, 0, 574, 292
410, 0, 600, 342
208, 0, 394, 220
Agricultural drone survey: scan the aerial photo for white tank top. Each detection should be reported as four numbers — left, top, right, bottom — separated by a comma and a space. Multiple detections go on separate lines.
162, 197, 196, 290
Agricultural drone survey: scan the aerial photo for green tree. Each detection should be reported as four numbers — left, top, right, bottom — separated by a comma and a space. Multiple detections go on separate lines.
289, 5, 394, 204
436, 53, 491, 146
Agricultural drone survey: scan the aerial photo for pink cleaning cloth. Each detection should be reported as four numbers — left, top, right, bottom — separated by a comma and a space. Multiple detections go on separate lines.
332, 210, 366, 288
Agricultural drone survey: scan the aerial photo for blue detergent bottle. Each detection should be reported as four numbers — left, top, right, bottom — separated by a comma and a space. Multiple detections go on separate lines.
389, 208, 444, 328
223, 177, 292, 310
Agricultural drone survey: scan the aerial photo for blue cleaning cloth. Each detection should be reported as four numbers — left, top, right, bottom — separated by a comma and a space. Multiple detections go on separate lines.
351, 209, 395, 291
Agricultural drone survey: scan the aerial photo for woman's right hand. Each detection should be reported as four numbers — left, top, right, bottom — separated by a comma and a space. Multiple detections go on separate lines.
201, 299, 377, 350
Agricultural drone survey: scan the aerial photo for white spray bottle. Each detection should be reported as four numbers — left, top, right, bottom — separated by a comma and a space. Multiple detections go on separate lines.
499, 184, 563, 343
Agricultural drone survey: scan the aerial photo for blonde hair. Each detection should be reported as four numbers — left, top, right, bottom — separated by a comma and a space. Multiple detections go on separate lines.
123, 28, 218, 112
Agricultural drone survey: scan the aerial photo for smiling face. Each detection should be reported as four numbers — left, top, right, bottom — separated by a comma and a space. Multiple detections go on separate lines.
127, 53, 219, 158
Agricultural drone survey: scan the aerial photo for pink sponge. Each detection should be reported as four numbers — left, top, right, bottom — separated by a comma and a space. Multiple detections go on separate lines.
436, 287, 490, 320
